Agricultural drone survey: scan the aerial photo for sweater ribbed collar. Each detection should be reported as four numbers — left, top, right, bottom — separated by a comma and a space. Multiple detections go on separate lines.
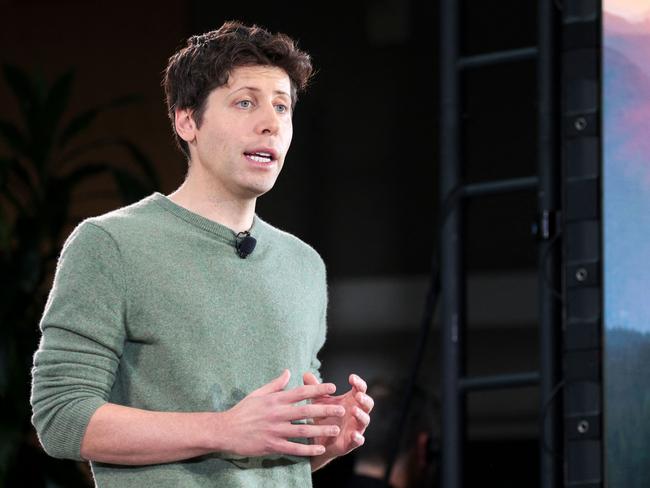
151, 192, 262, 245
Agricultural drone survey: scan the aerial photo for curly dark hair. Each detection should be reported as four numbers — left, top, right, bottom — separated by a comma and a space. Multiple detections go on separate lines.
163, 20, 314, 159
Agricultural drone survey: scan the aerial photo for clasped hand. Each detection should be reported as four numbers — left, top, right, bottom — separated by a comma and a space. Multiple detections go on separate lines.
221, 369, 373, 460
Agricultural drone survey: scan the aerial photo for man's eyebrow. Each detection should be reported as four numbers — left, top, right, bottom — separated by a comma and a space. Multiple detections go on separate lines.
231, 86, 291, 98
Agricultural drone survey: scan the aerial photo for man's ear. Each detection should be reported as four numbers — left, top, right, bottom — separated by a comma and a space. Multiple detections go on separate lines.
175, 108, 197, 143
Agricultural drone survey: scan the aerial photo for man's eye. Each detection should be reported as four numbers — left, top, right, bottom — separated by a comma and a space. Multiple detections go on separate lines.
237, 100, 253, 108
275, 104, 288, 113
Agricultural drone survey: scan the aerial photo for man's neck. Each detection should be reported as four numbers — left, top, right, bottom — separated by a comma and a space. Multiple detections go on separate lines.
167, 172, 256, 234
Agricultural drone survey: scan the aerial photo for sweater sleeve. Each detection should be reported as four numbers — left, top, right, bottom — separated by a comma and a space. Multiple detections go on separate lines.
30, 221, 127, 460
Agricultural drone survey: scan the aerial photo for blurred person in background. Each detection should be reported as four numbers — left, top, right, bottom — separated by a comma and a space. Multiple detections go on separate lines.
346, 381, 438, 488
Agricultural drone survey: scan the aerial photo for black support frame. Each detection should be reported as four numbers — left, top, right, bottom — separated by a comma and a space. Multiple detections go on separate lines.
438, 1, 563, 487
561, 1, 603, 487
439, 1, 464, 486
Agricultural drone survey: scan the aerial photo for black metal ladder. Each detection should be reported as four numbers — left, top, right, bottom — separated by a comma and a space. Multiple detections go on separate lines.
438, 1, 562, 488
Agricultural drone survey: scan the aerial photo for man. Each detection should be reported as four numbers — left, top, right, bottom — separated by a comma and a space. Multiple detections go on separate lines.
31, 21, 373, 487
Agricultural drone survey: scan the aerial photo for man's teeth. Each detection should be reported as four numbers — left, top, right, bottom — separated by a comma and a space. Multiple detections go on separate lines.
247, 152, 272, 162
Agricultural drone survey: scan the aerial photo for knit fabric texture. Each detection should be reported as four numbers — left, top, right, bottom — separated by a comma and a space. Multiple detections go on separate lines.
30, 192, 328, 487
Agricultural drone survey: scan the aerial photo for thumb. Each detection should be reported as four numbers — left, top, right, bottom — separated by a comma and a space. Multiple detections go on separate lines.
250, 369, 291, 397
303, 371, 320, 386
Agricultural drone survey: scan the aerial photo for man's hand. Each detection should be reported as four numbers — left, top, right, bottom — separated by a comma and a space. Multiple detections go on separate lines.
218, 369, 346, 457
303, 372, 374, 470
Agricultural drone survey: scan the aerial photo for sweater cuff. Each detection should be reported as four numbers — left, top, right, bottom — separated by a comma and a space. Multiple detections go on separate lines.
41, 396, 107, 461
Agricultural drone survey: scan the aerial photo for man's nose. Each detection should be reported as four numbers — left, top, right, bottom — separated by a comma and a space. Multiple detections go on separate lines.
256, 103, 280, 135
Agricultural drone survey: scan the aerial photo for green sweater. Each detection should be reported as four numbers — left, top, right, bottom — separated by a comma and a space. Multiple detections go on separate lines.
30, 192, 328, 487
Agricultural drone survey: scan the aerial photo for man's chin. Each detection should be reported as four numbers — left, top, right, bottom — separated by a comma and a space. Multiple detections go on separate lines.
239, 183, 276, 200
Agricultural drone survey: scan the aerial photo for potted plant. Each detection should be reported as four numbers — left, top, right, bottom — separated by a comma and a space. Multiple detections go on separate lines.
0, 63, 159, 486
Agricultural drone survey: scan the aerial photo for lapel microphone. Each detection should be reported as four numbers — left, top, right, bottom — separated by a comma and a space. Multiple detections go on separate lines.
235, 231, 257, 259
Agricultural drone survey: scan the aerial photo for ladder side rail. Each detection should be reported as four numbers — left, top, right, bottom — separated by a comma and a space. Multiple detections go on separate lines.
439, 0, 465, 486
537, 0, 563, 487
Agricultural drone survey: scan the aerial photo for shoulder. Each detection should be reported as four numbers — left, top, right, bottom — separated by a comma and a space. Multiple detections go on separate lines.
59, 193, 162, 261
65, 193, 161, 246
84, 193, 161, 235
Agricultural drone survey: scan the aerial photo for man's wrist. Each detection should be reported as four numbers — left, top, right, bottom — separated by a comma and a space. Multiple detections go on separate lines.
201, 411, 231, 454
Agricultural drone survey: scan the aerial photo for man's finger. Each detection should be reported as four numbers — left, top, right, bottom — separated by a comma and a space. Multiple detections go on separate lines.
353, 406, 371, 428
278, 383, 336, 403
249, 369, 291, 397
303, 371, 320, 386
275, 440, 327, 457
350, 431, 365, 448
349, 374, 367, 393
281, 403, 345, 421
355, 391, 375, 412
280, 422, 341, 439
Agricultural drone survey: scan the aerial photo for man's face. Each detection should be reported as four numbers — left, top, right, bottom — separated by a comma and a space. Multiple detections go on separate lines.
184, 65, 294, 200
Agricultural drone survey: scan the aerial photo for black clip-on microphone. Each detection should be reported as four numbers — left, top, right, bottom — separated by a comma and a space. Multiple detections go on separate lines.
235, 231, 257, 259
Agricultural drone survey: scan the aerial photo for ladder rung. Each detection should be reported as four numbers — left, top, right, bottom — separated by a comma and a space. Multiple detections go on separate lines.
464, 176, 538, 198
565, 481, 601, 488
459, 371, 540, 392
458, 46, 538, 70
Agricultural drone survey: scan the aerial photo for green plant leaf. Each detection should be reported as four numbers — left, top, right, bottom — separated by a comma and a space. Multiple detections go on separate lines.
57, 94, 141, 150
2, 66, 43, 162
10, 158, 39, 204
56, 161, 153, 203
0, 157, 29, 217
37, 69, 75, 164
26, 70, 75, 170
112, 138, 160, 188
56, 137, 159, 189
110, 167, 152, 204
0, 190, 28, 221
0, 157, 11, 186
46, 162, 115, 238
0, 205, 11, 251
16, 247, 41, 293
57, 162, 113, 188
0, 120, 29, 158
1, 65, 38, 123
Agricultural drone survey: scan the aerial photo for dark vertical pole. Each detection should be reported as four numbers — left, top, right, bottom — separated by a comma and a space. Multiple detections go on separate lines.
537, 1, 561, 487
440, 0, 464, 487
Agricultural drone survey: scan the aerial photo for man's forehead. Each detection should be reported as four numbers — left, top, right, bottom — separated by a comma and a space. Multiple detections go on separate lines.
225, 65, 292, 92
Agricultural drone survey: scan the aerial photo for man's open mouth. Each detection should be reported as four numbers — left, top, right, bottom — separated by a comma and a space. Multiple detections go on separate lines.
244, 151, 275, 163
